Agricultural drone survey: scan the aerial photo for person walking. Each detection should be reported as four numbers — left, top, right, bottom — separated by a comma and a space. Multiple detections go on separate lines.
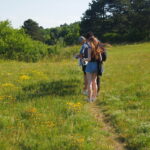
85, 32, 107, 95
75, 36, 89, 94
83, 35, 104, 102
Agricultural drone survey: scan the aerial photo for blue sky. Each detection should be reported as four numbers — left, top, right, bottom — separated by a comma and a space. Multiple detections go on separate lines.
0, 0, 92, 28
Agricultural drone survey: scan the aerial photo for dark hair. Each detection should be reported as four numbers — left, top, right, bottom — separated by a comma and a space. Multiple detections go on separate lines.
85, 31, 94, 39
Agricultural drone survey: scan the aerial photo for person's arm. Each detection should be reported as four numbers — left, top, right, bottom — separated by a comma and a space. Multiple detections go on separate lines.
74, 53, 82, 59
83, 48, 91, 62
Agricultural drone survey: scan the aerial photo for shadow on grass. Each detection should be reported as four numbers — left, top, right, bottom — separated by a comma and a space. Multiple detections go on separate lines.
16, 79, 80, 101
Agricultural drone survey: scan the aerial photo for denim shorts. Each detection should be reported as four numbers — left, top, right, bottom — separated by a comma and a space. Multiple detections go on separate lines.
85, 62, 98, 73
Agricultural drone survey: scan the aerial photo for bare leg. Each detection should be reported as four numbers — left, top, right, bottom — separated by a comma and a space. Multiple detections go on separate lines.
86, 73, 92, 100
92, 82, 94, 97
92, 73, 97, 99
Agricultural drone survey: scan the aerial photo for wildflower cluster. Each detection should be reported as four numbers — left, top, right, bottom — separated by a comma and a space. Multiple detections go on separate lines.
66, 102, 82, 113
26, 107, 37, 113
19, 75, 30, 80
31, 112, 55, 128
76, 137, 85, 144
1, 83, 15, 87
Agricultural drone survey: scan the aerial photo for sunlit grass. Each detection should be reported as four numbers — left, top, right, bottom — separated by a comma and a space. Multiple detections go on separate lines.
0, 57, 114, 150
99, 42, 150, 150
0, 42, 149, 150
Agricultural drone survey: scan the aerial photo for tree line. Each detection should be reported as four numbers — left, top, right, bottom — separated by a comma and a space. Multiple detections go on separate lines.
22, 19, 80, 46
0, 20, 80, 62
80, 0, 150, 43
21, 0, 150, 44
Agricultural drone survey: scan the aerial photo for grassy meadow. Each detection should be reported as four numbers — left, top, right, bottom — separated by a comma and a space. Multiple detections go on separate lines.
0, 42, 150, 150
99, 42, 150, 150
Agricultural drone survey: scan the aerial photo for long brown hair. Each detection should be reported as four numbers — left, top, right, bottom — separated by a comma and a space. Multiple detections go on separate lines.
88, 37, 103, 60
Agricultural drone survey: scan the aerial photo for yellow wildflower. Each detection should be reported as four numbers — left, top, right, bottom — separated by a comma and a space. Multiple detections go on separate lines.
66, 102, 82, 112
0, 96, 4, 101
26, 107, 37, 113
1, 83, 15, 87
20, 75, 30, 80
45, 121, 55, 128
76, 137, 85, 144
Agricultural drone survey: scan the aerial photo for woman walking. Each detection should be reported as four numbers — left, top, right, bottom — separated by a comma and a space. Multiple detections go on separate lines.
83, 35, 103, 102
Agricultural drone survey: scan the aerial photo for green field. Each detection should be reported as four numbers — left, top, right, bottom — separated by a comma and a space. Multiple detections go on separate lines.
0, 42, 150, 150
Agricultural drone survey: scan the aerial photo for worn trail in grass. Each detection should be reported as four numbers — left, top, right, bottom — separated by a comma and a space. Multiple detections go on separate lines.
89, 103, 126, 150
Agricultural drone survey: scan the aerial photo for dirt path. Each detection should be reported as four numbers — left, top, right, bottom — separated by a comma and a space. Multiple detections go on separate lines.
89, 103, 126, 150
